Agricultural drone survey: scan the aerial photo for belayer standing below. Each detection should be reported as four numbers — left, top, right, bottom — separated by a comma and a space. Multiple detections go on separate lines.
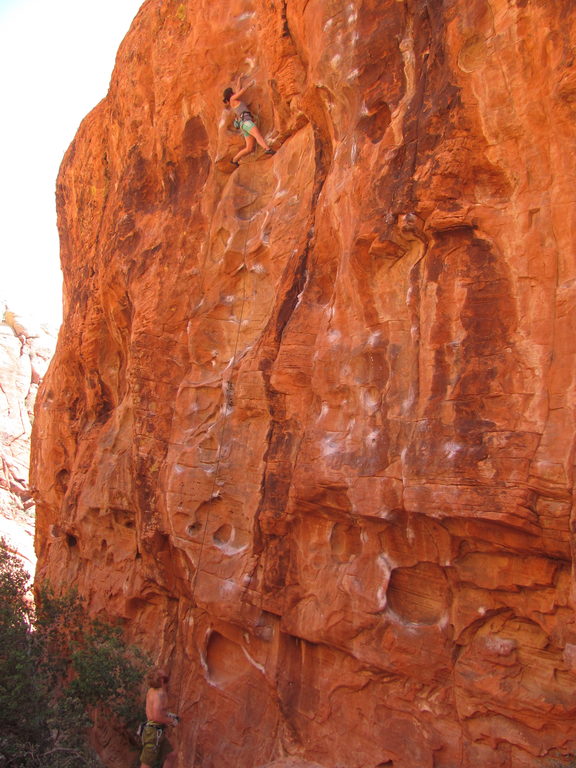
139, 667, 179, 768
223, 75, 276, 166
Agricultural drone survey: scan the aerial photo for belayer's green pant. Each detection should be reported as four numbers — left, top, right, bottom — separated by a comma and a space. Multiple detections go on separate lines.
139, 722, 173, 767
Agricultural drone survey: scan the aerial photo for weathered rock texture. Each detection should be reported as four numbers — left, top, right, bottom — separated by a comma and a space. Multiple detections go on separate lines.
0, 305, 55, 570
32, 0, 576, 766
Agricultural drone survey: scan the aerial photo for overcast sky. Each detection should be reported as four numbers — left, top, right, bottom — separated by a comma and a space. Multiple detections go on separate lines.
0, 0, 144, 329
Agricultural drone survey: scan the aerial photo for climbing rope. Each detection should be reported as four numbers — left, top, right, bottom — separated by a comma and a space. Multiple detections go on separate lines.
178, 158, 260, 764
188, 160, 257, 605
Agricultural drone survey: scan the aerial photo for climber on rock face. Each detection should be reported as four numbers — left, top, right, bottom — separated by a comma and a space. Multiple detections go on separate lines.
223, 75, 276, 166
139, 667, 179, 768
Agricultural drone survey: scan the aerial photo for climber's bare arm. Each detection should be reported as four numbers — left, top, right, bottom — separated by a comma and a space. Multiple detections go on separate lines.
233, 75, 255, 99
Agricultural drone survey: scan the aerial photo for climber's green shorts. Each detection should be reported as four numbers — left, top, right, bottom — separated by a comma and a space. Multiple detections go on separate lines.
239, 119, 256, 138
139, 723, 173, 767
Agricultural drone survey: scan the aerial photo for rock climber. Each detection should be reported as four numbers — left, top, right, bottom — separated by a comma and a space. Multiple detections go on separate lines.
223, 75, 275, 166
139, 666, 179, 768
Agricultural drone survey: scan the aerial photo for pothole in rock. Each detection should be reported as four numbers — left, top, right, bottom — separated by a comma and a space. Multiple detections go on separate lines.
205, 631, 251, 685
386, 561, 450, 625
330, 522, 362, 563
212, 523, 248, 554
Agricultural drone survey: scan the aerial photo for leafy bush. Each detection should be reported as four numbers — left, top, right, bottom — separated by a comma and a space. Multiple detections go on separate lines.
68, 618, 148, 723
0, 541, 42, 746
0, 539, 148, 768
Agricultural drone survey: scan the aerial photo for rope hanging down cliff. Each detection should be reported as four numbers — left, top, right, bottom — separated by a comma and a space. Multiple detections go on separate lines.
176, 84, 279, 749
187, 75, 277, 606
180, 155, 261, 763
189, 158, 258, 606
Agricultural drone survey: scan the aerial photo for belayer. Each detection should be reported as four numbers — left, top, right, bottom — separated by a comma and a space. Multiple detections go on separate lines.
223, 75, 276, 166
139, 666, 179, 768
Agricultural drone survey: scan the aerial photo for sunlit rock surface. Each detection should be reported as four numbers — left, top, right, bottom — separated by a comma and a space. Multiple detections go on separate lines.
0, 304, 55, 570
32, 1, 576, 766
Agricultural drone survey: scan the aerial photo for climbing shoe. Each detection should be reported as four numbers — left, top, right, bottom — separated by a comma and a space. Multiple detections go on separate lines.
231, 160, 240, 167
264, 149, 276, 155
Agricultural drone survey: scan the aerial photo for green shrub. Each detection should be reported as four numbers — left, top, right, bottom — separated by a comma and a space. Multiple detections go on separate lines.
0, 539, 148, 768
0, 541, 42, 744
68, 618, 148, 724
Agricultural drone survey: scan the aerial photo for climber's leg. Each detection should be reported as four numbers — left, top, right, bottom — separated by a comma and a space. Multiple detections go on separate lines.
246, 123, 273, 152
232, 133, 256, 163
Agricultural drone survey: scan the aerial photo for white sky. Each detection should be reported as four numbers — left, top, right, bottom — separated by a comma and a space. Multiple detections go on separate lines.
0, 0, 144, 329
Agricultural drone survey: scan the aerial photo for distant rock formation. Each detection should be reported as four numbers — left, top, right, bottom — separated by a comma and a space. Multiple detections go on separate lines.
31, 1, 576, 767
0, 303, 56, 570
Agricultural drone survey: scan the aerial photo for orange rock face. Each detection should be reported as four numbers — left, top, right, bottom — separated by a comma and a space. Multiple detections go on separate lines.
32, 1, 576, 766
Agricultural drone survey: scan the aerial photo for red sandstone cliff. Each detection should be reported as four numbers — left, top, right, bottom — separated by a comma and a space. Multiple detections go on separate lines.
31, 1, 576, 766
